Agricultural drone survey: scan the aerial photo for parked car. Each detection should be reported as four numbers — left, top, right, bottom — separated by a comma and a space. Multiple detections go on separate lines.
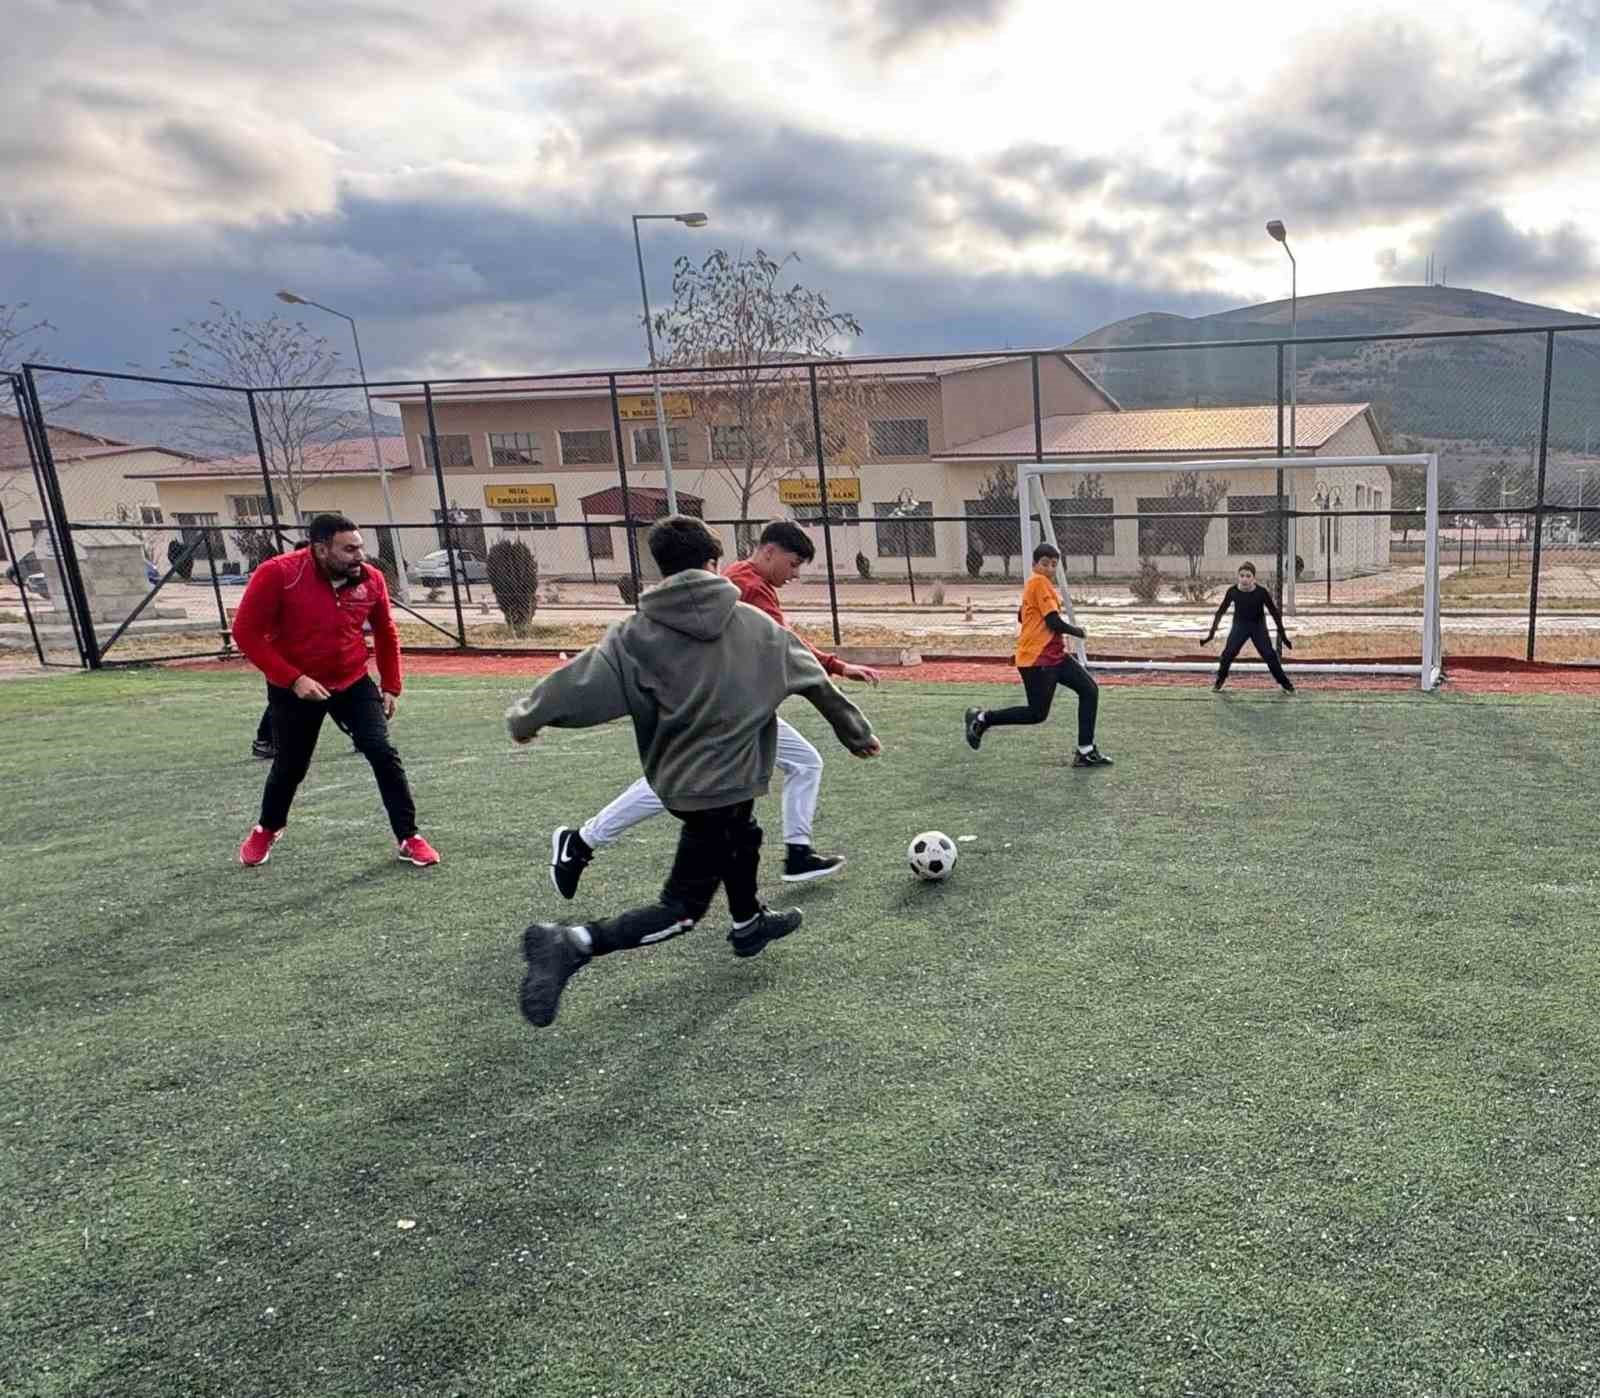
145, 558, 161, 584
409, 548, 489, 586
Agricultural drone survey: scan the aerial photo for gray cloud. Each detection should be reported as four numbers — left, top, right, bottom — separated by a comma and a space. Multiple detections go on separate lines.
1403, 207, 1599, 293
848, 0, 1017, 54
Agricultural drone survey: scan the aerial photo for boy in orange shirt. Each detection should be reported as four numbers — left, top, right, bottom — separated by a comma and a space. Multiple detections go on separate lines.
964, 542, 1111, 766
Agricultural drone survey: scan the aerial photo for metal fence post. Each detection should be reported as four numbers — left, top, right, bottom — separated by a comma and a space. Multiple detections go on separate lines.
200, 525, 232, 653
808, 364, 842, 647
11, 371, 87, 665
607, 374, 642, 609
0, 490, 47, 666
422, 381, 467, 646
1526, 330, 1556, 660
246, 389, 289, 553
22, 366, 100, 668
1275, 343, 1287, 600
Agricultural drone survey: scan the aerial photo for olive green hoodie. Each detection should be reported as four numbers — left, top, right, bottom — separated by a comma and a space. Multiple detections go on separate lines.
505, 568, 875, 812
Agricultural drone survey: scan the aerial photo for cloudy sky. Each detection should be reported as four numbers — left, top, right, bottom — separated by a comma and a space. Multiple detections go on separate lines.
3, 0, 1597, 382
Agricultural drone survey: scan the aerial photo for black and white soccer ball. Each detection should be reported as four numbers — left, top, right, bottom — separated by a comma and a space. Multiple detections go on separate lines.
907, 830, 957, 882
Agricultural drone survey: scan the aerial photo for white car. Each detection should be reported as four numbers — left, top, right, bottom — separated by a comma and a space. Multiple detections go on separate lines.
409, 548, 489, 586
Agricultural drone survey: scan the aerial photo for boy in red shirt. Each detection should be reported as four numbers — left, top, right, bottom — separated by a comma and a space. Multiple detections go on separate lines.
230, 513, 439, 868
546, 520, 878, 898
964, 542, 1111, 765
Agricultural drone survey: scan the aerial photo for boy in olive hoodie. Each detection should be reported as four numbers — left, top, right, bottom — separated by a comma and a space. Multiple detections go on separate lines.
506, 515, 881, 1028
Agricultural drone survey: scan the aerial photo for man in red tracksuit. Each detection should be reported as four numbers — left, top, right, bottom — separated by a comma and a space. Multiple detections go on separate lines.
231, 512, 439, 869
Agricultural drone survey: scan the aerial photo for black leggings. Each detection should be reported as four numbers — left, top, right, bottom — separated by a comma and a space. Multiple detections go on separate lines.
257, 699, 351, 745
259, 676, 417, 839
587, 802, 764, 956
1216, 620, 1291, 688
984, 657, 1099, 749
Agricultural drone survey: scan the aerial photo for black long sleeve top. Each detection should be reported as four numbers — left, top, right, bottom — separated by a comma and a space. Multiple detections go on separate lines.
1210, 585, 1283, 634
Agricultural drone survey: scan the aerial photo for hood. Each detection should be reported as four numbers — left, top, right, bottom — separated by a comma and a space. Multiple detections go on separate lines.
637, 569, 741, 640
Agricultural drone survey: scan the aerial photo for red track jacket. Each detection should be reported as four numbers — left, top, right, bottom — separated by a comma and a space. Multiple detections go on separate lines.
722, 558, 844, 676
232, 550, 403, 696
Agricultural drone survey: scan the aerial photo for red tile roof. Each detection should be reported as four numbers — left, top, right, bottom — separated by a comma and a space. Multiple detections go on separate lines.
124, 436, 413, 480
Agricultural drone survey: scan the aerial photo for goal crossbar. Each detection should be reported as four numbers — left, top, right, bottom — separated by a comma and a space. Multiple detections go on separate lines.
1016, 454, 1442, 690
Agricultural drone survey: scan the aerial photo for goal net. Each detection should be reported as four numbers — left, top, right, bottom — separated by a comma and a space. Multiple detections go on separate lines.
1016, 454, 1443, 690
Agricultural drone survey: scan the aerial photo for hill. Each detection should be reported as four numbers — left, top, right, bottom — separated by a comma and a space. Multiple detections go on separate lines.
1070, 286, 1600, 455
42, 395, 404, 456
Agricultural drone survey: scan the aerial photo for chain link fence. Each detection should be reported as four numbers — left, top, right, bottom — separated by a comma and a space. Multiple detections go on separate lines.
13, 321, 1600, 670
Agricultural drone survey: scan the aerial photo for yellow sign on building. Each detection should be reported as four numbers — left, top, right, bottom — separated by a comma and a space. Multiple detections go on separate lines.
618, 393, 693, 420
777, 476, 862, 506
483, 483, 558, 509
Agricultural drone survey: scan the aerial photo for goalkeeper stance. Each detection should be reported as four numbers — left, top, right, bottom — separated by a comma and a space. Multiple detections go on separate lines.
1202, 562, 1295, 692
964, 542, 1111, 766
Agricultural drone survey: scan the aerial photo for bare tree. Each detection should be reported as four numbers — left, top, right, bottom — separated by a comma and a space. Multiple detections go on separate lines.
651, 250, 863, 550
1156, 470, 1230, 579
166, 303, 359, 528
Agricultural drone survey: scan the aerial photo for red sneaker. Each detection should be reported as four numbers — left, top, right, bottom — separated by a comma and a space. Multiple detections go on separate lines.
239, 825, 282, 867
397, 834, 440, 867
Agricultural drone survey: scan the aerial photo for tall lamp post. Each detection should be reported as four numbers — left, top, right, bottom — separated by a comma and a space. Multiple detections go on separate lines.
1266, 220, 1297, 613
275, 289, 408, 602
632, 211, 708, 516
890, 487, 920, 604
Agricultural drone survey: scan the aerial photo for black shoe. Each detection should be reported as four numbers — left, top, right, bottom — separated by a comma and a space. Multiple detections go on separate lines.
549, 826, 593, 901
251, 739, 275, 760
1281, 681, 1296, 694
782, 845, 846, 883
964, 706, 986, 751
1073, 747, 1113, 767
1212, 678, 1224, 692
519, 923, 591, 1027
728, 905, 803, 959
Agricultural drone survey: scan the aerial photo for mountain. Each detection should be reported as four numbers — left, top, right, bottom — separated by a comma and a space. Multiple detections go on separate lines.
1069, 286, 1600, 455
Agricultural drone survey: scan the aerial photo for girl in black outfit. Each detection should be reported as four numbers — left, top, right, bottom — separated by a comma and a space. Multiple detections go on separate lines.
1202, 562, 1294, 692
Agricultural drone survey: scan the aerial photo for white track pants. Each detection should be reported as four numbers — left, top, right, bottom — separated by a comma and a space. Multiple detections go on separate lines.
580, 717, 823, 848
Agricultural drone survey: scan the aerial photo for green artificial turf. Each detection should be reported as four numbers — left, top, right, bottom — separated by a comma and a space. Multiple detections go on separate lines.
3, 669, 1598, 1397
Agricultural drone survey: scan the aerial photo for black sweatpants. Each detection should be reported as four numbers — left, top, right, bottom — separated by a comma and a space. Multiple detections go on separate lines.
259, 675, 417, 839
983, 656, 1099, 749
586, 801, 763, 956
257, 698, 351, 746
1216, 620, 1291, 689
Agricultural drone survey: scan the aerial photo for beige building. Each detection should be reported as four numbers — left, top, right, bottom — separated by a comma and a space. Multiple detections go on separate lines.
33, 355, 1392, 588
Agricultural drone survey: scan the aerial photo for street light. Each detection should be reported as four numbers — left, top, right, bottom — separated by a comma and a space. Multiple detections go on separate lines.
890, 487, 920, 604
632, 211, 709, 516
275, 289, 409, 601
1266, 219, 1298, 612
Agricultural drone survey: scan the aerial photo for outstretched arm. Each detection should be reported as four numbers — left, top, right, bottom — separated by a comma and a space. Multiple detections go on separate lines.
1202, 589, 1233, 643
1263, 589, 1292, 647
506, 641, 628, 743
782, 631, 879, 756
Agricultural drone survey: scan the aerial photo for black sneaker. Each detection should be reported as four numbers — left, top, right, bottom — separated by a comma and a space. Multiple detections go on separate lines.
728, 905, 803, 959
519, 923, 591, 1027
549, 826, 593, 901
251, 739, 275, 760
1073, 747, 1114, 767
964, 706, 986, 751
1281, 681, 1296, 694
1212, 678, 1225, 692
782, 845, 846, 883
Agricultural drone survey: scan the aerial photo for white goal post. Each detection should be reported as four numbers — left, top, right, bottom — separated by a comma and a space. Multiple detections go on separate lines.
1016, 454, 1443, 691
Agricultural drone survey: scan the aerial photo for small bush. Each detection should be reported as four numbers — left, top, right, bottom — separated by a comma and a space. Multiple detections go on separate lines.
1130, 556, 1164, 603
1177, 575, 1219, 604
166, 538, 194, 582
487, 538, 539, 636
855, 552, 872, 580
929, 582, 946, 606
618, 574, 639, 606
965, 546, 984, 579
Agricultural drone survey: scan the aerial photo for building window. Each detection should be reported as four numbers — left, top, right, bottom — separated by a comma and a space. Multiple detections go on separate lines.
710, 424, 751, 462
1051, 497, 1114, 556
489, 432, 542, 467
175, 512, 226, 562
420, 433, 474, 470
963, 499, 1021, 562
585, 523, 614, 560
791, 502, 860, 525
869, 418, 930, 458
1227, 495, 1286, 555
633, 426, 688, 465
872, 500, 935, 558
435, 508, 487, 554
499, 509, 557, 532
558, 430, 613, 465
140, 505, 165, 526
228, 493, 273, 522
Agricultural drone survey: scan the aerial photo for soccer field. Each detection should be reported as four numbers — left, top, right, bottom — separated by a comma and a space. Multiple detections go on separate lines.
4, 669, 1599, 1398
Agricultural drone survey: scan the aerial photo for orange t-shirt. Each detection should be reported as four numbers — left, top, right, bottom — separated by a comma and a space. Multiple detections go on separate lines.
1014, 572, 1066, 668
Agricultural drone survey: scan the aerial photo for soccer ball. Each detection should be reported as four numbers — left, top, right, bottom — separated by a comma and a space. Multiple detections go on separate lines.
907, 830, 957, 881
